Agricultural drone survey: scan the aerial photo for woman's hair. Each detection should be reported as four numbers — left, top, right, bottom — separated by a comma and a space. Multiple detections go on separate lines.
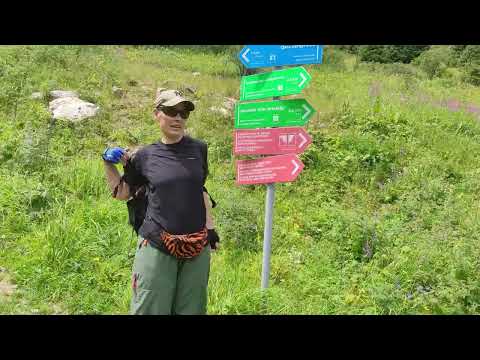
153, 88, 163, 113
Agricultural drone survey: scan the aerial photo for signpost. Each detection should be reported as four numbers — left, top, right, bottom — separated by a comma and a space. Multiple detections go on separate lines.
234, 127, 312, 155
236, 154, 305, 185
240, 66, 312, 100
234, 98, 315, 129
235, 45, 322, 290
239, 45, 323, 69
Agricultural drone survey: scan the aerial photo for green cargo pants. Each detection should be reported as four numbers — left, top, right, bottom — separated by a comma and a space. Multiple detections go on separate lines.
130, 237, 211, 315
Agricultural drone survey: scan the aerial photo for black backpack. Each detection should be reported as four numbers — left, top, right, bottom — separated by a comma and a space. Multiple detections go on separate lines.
113, 155, 216, 235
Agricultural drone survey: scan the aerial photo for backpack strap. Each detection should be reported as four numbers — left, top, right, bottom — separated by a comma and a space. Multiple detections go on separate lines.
112, 176, 125, 198
200, 142, 217, 209
203, 186, 217, 208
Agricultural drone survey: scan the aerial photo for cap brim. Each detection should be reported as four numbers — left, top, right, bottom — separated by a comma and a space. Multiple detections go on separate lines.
162, 97, 195, 111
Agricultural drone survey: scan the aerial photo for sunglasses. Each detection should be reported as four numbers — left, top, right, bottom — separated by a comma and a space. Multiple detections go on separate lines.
159, 106, 190, 119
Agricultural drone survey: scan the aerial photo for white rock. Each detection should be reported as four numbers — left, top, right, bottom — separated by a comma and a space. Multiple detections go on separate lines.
50, 90, 79, 99
0, 282, 16, 297
209, 106, 230, 118
49, 97, 100, 122
30, 92, 43, 100
222, 97, 237, 111
112, 86, 125, 98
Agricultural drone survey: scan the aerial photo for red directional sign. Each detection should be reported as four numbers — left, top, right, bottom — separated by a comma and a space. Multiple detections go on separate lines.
234, 127, 312, 155
236, 154, 305, 185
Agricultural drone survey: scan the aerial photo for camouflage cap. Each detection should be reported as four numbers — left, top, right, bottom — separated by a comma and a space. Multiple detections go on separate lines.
154, 88, 195, 111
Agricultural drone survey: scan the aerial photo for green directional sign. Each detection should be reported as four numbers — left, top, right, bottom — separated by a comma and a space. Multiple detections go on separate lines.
234, 98, 316, 129
240, 66, 312, 101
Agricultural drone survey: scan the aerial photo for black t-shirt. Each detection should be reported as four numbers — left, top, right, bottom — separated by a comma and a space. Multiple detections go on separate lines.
125, 136, 208, 238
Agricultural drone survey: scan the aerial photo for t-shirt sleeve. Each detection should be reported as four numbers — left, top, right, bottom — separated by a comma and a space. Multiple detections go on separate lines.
123, 148, 148, 188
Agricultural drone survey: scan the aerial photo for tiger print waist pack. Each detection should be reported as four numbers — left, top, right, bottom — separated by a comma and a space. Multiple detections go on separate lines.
155, 227, 208, 259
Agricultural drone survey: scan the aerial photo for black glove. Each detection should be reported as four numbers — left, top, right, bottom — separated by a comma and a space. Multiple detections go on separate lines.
207, 229, 220, 250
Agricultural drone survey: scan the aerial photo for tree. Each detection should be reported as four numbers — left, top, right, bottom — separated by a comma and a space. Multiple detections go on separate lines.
359, 45, 430, 63
465, 63, 480, 86
459, 45, 480, 66
412, 46, 458, 78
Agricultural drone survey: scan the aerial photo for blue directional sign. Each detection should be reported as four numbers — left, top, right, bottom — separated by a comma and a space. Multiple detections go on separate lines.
238, 45, 323, 69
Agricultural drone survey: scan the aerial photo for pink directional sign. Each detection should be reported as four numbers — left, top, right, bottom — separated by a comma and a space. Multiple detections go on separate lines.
234, 127, 312, 155
236, 154, 305, 185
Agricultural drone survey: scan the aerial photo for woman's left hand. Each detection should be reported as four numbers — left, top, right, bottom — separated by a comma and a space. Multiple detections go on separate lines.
207, 229, 220, 251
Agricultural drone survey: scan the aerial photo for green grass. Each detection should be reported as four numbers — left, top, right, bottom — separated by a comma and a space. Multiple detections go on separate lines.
1, 45, 480, 314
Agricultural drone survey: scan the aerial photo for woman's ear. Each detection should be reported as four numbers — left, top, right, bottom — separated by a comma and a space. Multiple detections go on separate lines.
154, 110, 164, 126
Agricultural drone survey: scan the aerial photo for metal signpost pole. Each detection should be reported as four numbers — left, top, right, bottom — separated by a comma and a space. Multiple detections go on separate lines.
261, 182, 275, 289
261, 65, 281, 289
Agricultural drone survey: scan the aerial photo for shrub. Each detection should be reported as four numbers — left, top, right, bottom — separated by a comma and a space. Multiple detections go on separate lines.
459, 45, 480, 66
381, 62, 422, 78
412, 46, 456, 79
451, 45, 467, 54
359, 46, 387, 63
0, 51, 33, 118
336, 45, 360, 54
359, 45, 429, 64
464, 63, 480, 86
322, 45, 346, 69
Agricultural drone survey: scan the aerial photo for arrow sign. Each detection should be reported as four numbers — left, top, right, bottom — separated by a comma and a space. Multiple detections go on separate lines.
234, 127, 312, 155
236, 154, 305, 185
235, 98, 315, 129
238, 45, 323, 69
240, 67, 312, 101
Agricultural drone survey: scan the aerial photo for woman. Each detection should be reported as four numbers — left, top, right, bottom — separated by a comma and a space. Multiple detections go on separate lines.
102, 88, 220, 315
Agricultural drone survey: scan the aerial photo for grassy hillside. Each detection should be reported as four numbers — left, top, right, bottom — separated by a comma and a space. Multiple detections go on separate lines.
1, 45, 480, 314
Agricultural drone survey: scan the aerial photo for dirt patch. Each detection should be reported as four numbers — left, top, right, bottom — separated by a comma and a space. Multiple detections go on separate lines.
0, 270, 17, 298
0, 269, 67, 314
